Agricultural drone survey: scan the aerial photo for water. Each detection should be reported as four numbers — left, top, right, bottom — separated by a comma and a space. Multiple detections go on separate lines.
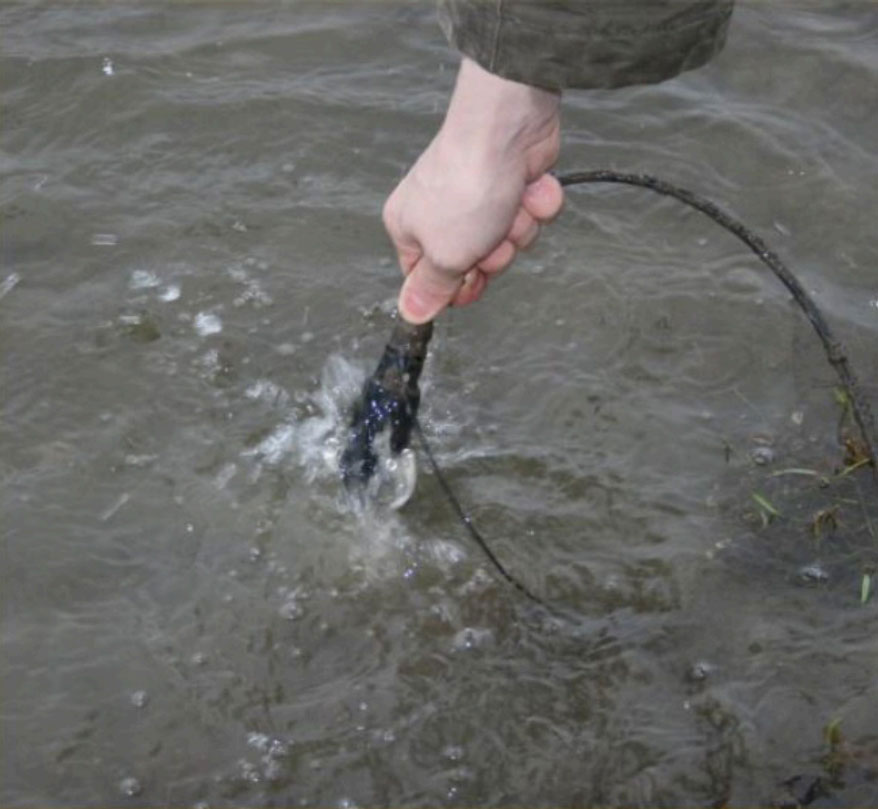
3, 2, 877, 806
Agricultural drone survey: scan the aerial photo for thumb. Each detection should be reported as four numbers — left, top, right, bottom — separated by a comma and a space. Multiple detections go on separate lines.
397, 257, 462, 324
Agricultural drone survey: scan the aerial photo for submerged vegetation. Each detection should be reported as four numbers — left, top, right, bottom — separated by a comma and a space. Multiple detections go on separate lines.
740, 388, 877, 607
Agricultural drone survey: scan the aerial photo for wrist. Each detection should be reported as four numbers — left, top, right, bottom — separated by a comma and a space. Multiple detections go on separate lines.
439, 58, 561, 161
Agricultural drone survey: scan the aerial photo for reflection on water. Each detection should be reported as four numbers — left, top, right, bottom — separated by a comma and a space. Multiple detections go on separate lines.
2, 2, 877, 806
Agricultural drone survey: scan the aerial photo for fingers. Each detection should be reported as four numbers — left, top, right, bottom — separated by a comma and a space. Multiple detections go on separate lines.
522, 173, 564, 223
508, 207, 540, 251
393, 172, 563, 322
451, 269, 487, 307
478, 239, 516, 275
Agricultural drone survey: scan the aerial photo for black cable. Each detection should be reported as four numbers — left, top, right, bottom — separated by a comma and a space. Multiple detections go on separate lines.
408, 169, 877, 608
557, 170, 877, 472
412, 417, 553, 611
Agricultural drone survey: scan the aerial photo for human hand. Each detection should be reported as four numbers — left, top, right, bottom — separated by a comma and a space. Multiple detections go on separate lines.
383, 58, 564, 324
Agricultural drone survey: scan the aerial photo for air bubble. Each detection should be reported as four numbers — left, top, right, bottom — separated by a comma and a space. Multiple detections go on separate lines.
119, 777, 141, 797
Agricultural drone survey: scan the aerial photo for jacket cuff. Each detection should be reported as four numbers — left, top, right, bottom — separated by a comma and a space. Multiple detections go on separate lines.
438, 0, 734, 91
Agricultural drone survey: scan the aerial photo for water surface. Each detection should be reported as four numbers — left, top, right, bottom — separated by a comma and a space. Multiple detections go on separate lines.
2, 2, 877, 806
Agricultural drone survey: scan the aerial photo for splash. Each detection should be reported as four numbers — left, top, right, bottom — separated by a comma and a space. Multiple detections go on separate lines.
259, 352, 417, 508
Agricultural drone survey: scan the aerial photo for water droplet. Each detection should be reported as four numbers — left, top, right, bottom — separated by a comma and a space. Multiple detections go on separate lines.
130, 690, 149, 708
159, 284, 181, 302
452, 627, 493, 651
750, 445, 775, 466
773, 221, 791, 236
194, 312, 222, 336
687, 661, 713, 683
247, 732, 270, 752
100, 492, 130, 522
263, 756, 283, 781
124, 454, 157, 468
0, 273, 21, 301
214, 462, 237, 489
443, 744, 464, 761
130, 269, 160, 289
238, 759, 261, 783
278, 597, 303, 621
119, 776, 141, 797
798, 563, 829, 585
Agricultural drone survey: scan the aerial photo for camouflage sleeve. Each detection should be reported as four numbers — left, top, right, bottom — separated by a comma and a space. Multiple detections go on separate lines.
437, 0, 734, 90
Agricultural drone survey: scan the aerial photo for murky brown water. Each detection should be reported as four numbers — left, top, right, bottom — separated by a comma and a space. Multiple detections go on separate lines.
3, 2, 877, 806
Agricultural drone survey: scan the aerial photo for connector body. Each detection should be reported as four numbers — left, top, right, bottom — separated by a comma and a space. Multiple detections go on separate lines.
340, 319, 433, 490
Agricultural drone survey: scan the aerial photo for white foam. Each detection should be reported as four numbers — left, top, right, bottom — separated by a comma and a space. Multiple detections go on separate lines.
194, 311, 222, 336
130, 269, 161, 290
